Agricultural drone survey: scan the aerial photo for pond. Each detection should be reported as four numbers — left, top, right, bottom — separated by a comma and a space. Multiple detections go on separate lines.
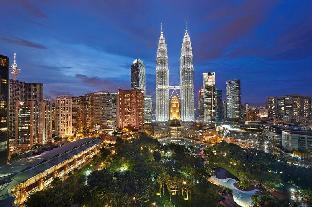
208, 169, 259, 207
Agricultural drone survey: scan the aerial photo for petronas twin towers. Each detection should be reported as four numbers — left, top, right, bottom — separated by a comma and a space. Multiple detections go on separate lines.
156, 24, 194, 122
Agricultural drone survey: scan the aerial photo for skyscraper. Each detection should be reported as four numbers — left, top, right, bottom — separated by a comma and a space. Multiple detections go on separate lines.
0, 55, 9, 164
144, 95, 153, 123
156, 24, 169, 122
131, 59, 146, 93
197, 88, 204, 122
226, 80, 241, 122
117, 89, 144, 130
267, 95, 311, 124
215, 89, 224, 124
180, 28, 194, 122
9, 80, 45, 152
203, 72, 216, 124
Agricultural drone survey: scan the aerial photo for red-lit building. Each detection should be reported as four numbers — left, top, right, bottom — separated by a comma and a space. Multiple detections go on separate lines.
117, 89, 144, 130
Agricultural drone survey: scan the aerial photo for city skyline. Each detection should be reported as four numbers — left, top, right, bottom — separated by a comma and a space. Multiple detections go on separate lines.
1, 0, 312, 105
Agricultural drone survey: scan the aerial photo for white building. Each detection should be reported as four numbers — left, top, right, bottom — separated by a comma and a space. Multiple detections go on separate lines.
180, 28, 195, 122
282, 130, 312, 152
156, 24, 170, 122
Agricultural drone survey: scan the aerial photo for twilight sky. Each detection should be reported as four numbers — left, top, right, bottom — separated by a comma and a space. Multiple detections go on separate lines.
1, 0, 312, 104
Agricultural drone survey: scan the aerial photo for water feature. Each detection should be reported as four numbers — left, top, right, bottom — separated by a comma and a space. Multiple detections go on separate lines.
208, 175, 259, 207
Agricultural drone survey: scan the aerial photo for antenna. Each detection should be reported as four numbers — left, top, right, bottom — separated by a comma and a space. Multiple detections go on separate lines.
10, 52, 20, 80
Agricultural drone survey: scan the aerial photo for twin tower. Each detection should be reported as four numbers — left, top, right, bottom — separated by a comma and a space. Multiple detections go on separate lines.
156, 24, 195, 122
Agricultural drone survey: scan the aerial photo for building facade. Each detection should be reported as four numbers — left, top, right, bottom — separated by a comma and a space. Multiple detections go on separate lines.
117, 89, 144, 130
226, 80, 241, 122
0, 55, 9, 164
55, 96, 73, 138
9, 80, 45, 152
267, 95, 311, 124
144, 95, 153, 123
203, 72, 216, 124
131, 59, 146, 93
180, 29, 195, 122
156, 26, 170, 122
282, 130, 312, 152
170, 95, 180, 120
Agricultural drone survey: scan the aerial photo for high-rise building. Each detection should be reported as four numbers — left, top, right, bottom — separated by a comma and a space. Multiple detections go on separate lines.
197, 88, 204, 122
215, 89, 223, 124
41, 99, 53, 144
0, 55, 9, 164
156, 24, 170, 122
267, 95, 311, 124
267, 96, 278, 120
180, 28, 195, 122
72, 96, 87, 136
144, 95, 153, 123
131, 59, 146, 93
226, 80, 241, 122
9, 80, 45, 152
88, 92, 117, 131
55, 96, 73, 138
203, 72, 216, 124
170, 95, 180, 120
117, 89, 144, 130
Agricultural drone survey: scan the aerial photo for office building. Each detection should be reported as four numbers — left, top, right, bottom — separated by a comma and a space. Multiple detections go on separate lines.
226, 80, 241, 122
9, 80, 45, 152
282, 130, 312, 152
203, 72, 216, 124
144, 95, 153, 123
0, 55, 9, 164
156, 25, 170, 122
180, 28, 195, 122
131, 59, 146, 93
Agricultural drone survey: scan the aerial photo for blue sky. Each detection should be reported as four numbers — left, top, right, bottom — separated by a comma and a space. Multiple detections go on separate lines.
1, 0, 311, 104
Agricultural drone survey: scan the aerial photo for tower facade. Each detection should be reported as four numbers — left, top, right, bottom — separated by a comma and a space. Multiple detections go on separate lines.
226, 80, 241, 122
131, 59, 146, 93
0, 55, 9, 164
180, 29, 194, 122
156, 25, 169, 122
203, 72, 216, 124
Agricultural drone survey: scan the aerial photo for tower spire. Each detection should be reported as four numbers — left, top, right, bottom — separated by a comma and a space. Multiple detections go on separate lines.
10, 52, 20, 80
185, 21, 188, 33
160, 22, 163, 35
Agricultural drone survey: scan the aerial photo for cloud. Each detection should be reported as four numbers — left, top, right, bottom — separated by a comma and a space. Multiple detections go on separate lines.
75, 74, 129, 92
0, 36, 47, 49
18, 0, 47, 19
195, 0, 278, 61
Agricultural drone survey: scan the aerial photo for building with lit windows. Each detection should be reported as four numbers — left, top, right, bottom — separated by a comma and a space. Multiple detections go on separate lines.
0, 55, 9, 164
156, 25, 170, 122
203, 72, 216, 124
117, 89, 144, 130
180, 28, 195, 122
9, 80, 46, 152
282, 130, 312, 152
170, 95, 180, 120
55, 96, 73, 138
226, 80, 241, 122
144, 95, 152, 123
267, 95, 311, 124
